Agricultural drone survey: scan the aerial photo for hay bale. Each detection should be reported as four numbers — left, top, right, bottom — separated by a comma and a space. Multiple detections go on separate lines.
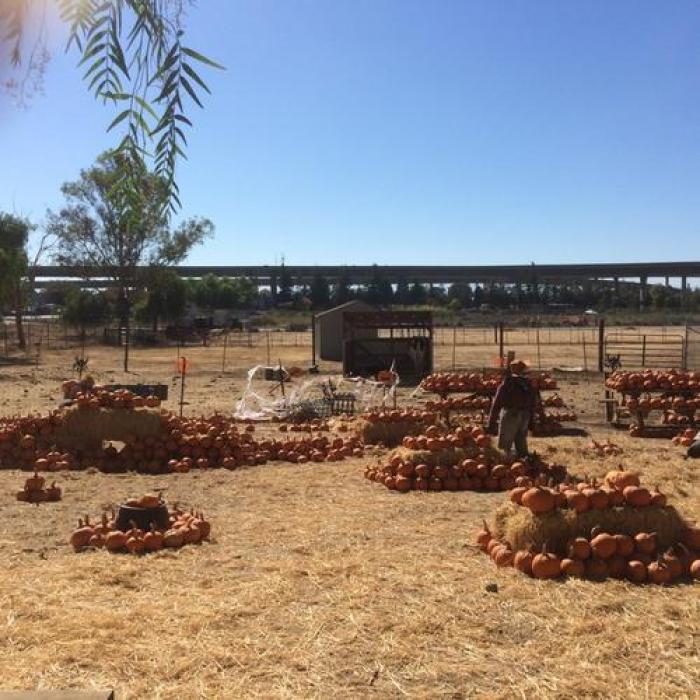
492, 502, 686, 555
358, 419, 424, 447
53, 406, 164, 449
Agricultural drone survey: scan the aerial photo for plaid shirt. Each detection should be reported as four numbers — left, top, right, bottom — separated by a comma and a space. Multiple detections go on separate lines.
488, 375, 540, 427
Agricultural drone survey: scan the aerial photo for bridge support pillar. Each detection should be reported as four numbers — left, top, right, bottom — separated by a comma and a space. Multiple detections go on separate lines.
681, 276, 688, 308
639, 276, 648, 311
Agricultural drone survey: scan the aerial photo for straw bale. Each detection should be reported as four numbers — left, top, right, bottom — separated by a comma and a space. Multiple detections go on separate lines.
358, 419, 424, 447
53, 406, 164, 449
493, 501, 686, 554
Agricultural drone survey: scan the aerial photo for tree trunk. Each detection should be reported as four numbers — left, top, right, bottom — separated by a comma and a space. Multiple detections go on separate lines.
14, 309, 26, 350
14, 279, 25, 349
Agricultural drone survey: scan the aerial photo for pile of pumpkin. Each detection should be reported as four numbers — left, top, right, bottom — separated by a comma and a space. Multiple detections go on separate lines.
663, 410, 698, 426
365, 430, 567, 493
477, 466, 700, 583
62, 381, 162, 409
513, 469, 667, 515
625, 395, 699, 417
70, 500, 210, 554
605, 369, 700, 394
585, 439, 624, 457
542, 394, 565, 408
671, 428, 698, 447
420, 371, 502, 396
399, 424, 492, 452
478, 521, 700, 583
424, 396, 491, 412
278, 419, 331, 433
0, 410, 363, 474
362, 408, 439, 425
15, 470, 62, 503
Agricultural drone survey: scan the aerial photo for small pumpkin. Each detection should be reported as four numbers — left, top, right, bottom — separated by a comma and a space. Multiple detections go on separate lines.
476, 521, 492, 552
613, 534, 635, 558
521, 486, 556, 515
623, 486, 652, 508
560, 558, 585, 578
626, 560, 647, 583
584, 558, 609, 581
647, 559, 672, 585
634, 532, 657, 555
604, 467, 640, 491
531, 544, 561, 579
590, 529, 617, 559
105, 530, 128, 552
568, 537, 591, 560
513, 549, 534, 576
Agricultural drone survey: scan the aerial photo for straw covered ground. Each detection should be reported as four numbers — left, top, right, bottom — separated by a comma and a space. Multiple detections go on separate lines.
0, 345, 699, 698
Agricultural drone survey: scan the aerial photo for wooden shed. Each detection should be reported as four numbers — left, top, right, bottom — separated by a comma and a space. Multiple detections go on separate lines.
314, 300, 375, 362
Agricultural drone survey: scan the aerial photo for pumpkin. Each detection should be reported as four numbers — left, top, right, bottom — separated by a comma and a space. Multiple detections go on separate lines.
126, 536, 145, 555
690, 559, 700, 579
568, 537, 591, 560
521, 487, 556, 515
144, 525, 164, 552
69, 518, 94, 550
560, 558, 585, 578
634, 532, 657, 555
105, 531, 127, 552
613, 534, 634, 558
607, 556, 627, 580
623, 486, 652, 508
647, 559, 672, 585
604, 467, 640, 491
513, 549, 534, 576
531, 545, 561, 579
626, 560, 647, 583
476, 521, 492, 552
590, 530, 617, 560
493, 547, 514, 568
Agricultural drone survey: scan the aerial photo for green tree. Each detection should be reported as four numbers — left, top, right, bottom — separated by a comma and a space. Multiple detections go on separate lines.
331, 272, 353, 306
2, 1, 223, 213
395, 278, 410, 305
277, 264, 293, 304
135, 269, 188, 330
310, 273, 330, 309
47, 152, 213, 369
408, 282, 427, 305
447, 282, 473, 308
62, 289, 111, 330
0, 213, 32, 349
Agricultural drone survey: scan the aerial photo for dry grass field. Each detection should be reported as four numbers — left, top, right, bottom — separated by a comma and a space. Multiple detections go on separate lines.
0, 343, 699, 698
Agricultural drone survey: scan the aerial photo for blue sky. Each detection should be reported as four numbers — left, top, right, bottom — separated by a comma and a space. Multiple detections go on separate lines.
1, 0, 699, 269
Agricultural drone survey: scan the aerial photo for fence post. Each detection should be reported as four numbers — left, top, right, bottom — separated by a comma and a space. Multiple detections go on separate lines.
452, 327, 457, 369
641, 335, 646, 367
536, 329, 541, 370
222, 332, 228, 373
498, 322, 504, 360
597, 318, 605, 372
582, 337, 588, 371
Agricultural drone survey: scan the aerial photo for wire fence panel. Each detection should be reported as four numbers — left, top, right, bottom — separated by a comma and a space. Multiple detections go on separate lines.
687, 326, 700, 371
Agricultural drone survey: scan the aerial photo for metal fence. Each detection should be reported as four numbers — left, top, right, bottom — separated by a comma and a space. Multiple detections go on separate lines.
604, 332, 685, 369
686, 326, 700, 371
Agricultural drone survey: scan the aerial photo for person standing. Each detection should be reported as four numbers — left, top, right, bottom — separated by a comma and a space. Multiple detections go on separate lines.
487, 360, 542, 458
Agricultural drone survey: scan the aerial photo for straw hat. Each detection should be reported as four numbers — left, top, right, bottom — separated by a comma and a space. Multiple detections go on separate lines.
509, 359, 530, 374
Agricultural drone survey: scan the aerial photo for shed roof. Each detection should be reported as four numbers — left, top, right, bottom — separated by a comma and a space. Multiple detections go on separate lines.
314, 299, 373, 319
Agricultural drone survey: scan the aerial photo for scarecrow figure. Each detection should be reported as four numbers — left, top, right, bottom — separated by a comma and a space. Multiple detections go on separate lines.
487, 359, 543, 459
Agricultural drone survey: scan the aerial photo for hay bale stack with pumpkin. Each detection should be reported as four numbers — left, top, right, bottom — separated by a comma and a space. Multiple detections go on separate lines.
479, 466, 700, 583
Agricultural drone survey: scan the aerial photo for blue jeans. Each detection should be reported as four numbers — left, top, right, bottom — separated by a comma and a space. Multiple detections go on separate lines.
498, 408, 530, 457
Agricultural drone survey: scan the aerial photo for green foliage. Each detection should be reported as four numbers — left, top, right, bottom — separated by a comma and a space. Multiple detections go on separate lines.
62, 289, 111, 328
0, 213, 30, 305
47, 151, 214, 284
3, 1, 223, 213
277, 264, 294, 304
310, 273, 330, 309
331, 272, 354, 305
189, 274, 258, 311
134, 269, 188, 327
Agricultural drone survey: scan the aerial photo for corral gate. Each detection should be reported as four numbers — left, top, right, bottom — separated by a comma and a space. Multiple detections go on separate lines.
603, 331, 685, 369
686, 326, 700, 371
